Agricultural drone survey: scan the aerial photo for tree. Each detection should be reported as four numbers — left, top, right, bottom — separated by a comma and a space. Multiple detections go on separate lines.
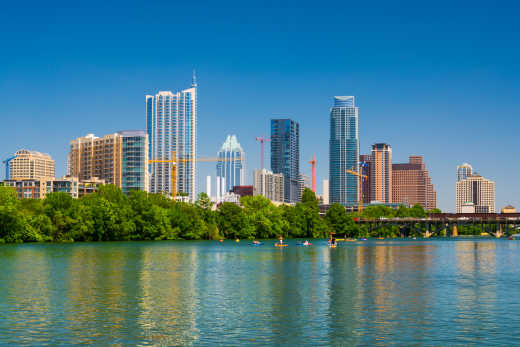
325, 203, 355, 237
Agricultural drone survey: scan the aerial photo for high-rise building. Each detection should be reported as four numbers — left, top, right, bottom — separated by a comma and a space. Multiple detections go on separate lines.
322, 179, 329, 205
329, 96, 359, 206
457, 163, 473, 181
298, 173, 310, 201
271, 118, 300, 203
7, 149, 55, 180
359, 154, 372, 204
216, 135, 245, 197
371, 143, 392, 203
146, 76, 197, 201
456, 173, 495, 213
69, 131, 149, 194
392, 156, 436, 209
253, 168, 284, 203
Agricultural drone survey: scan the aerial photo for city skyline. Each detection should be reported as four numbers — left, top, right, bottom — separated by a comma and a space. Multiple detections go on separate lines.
1, 1, 519, 211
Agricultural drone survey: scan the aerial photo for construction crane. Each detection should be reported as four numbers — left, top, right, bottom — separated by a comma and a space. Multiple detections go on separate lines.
309, 153, 316, 192
346, 165, 368, 213
255, 136, 270, 169
149, 151, 243, 199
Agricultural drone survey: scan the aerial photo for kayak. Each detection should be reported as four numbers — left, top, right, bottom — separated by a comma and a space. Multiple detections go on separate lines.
296, 242, 312, 246
329, 244, 337, 248
249, 242, 264, 246
275, 244, 288, 247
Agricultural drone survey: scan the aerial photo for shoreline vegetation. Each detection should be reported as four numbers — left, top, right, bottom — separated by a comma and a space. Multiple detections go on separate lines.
0, 185, 448, 244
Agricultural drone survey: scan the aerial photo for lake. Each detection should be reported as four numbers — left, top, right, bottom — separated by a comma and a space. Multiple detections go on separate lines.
1, 239, 519, 346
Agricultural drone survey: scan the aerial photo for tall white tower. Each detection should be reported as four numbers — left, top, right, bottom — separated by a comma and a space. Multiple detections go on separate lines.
146, 75, 197, 201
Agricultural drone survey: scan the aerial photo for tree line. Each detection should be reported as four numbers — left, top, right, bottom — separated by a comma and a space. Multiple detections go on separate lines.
0, 185, 441, 244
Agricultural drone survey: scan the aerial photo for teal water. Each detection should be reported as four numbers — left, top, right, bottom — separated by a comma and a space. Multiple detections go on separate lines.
1, 239, 520, 346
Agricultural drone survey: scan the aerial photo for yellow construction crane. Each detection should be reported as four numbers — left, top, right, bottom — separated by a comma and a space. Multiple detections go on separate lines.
149, 151, 243, 198
346, 168, 368, 212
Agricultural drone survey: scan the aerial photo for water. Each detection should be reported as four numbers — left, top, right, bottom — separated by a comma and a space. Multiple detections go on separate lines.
1, 239, 520, 346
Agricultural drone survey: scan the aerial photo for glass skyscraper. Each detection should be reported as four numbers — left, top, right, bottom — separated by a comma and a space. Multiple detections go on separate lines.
271, 118, 299, 203
216, 135, 245, 195
146, 76, 197, 201
329, 96, 359, 206
121, 130, 148, 194
457, 163, 473, 181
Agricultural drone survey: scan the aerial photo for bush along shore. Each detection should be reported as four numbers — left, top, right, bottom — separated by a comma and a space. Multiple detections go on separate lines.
0, 185, 441, 244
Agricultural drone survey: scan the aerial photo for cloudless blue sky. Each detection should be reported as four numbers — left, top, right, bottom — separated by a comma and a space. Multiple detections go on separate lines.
1, 0, 519, 211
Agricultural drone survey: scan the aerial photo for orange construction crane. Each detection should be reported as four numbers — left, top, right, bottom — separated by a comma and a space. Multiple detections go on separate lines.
149, 151, 243, 198
346, 168, 368, 212
255, 136, 270, 169
309, 153, 316, 192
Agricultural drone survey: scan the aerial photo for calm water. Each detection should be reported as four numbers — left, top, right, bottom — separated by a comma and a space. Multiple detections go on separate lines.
1, 239, 520, 346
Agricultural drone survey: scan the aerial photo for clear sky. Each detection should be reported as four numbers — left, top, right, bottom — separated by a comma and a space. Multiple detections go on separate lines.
1, 0, 519, 212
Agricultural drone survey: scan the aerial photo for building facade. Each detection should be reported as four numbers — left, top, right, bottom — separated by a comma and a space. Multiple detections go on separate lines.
1, 176, 103, 199
457, 163, 473, 181
271, 118, 299, 203
456, 173, 495, 213
69, 131, 149, 194
392, 155, 436, 209
7, 149, 54, 180
371, 143, 392, 203
253, 168, 284, 203
359, 154, 372, 204
216, 135, 245, 197
146, 78, 197, 201
322, 179, 329, 205
329, 96, 359, 206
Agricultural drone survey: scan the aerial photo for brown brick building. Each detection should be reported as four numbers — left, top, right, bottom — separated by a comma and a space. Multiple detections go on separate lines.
359, 154, 372, 204
392, 156, 436, 209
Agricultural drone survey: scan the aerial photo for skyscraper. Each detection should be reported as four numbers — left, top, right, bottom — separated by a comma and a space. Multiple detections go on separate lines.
271, 118, 300, 203
392, 155, 436, 209
371, 143, 392, 203
216, 135, 245, 196
146, 75, 197, 201
456, 173, 495, 213
329, 96, 359, 206
457, 163, 473, 181
69, 131, 149, 194
253, 168, 284, 203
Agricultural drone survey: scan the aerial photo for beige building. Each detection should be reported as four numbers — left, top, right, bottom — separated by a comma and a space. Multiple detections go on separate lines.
2, 176, 104, 199
392, 156, 436, 209
253, 168, 284, 203
69, 131, 149, 193
8, 149, 54, 180
371, 143, 392, 203
501, 205, 516, 213
456, 173, 495, 213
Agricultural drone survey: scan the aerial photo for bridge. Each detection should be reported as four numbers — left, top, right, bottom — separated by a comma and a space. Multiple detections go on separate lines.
355, 213, 520, 238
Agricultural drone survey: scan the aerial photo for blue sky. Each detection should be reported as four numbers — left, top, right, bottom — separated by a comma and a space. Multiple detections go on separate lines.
1, 0, 519, 211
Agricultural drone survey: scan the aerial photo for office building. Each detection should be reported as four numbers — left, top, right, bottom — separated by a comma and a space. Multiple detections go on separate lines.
231, 185, 254, 197
322, 179, 329, 205
457, 163, 473, 181
146, 76, 197, 200
371, 143, 392, 203
329, 96, 359, 206
298, 173, 310, 201
392, 156, 436, 209
69, 131, 149, 194
359, 154, 372, 204
253, 168, 284, 203
456, 173, 495, 213
216, 135, 245, 197
6, 149, 54, 180
271, 118, 300, 203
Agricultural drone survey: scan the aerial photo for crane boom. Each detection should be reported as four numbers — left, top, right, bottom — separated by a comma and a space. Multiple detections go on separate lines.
149, 151, 243, 199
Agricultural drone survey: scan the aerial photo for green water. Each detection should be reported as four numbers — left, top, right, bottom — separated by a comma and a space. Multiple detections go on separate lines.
1, 239, 519, 346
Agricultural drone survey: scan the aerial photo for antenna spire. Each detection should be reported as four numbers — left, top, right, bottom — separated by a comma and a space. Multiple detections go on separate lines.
192, 69, 198, 87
